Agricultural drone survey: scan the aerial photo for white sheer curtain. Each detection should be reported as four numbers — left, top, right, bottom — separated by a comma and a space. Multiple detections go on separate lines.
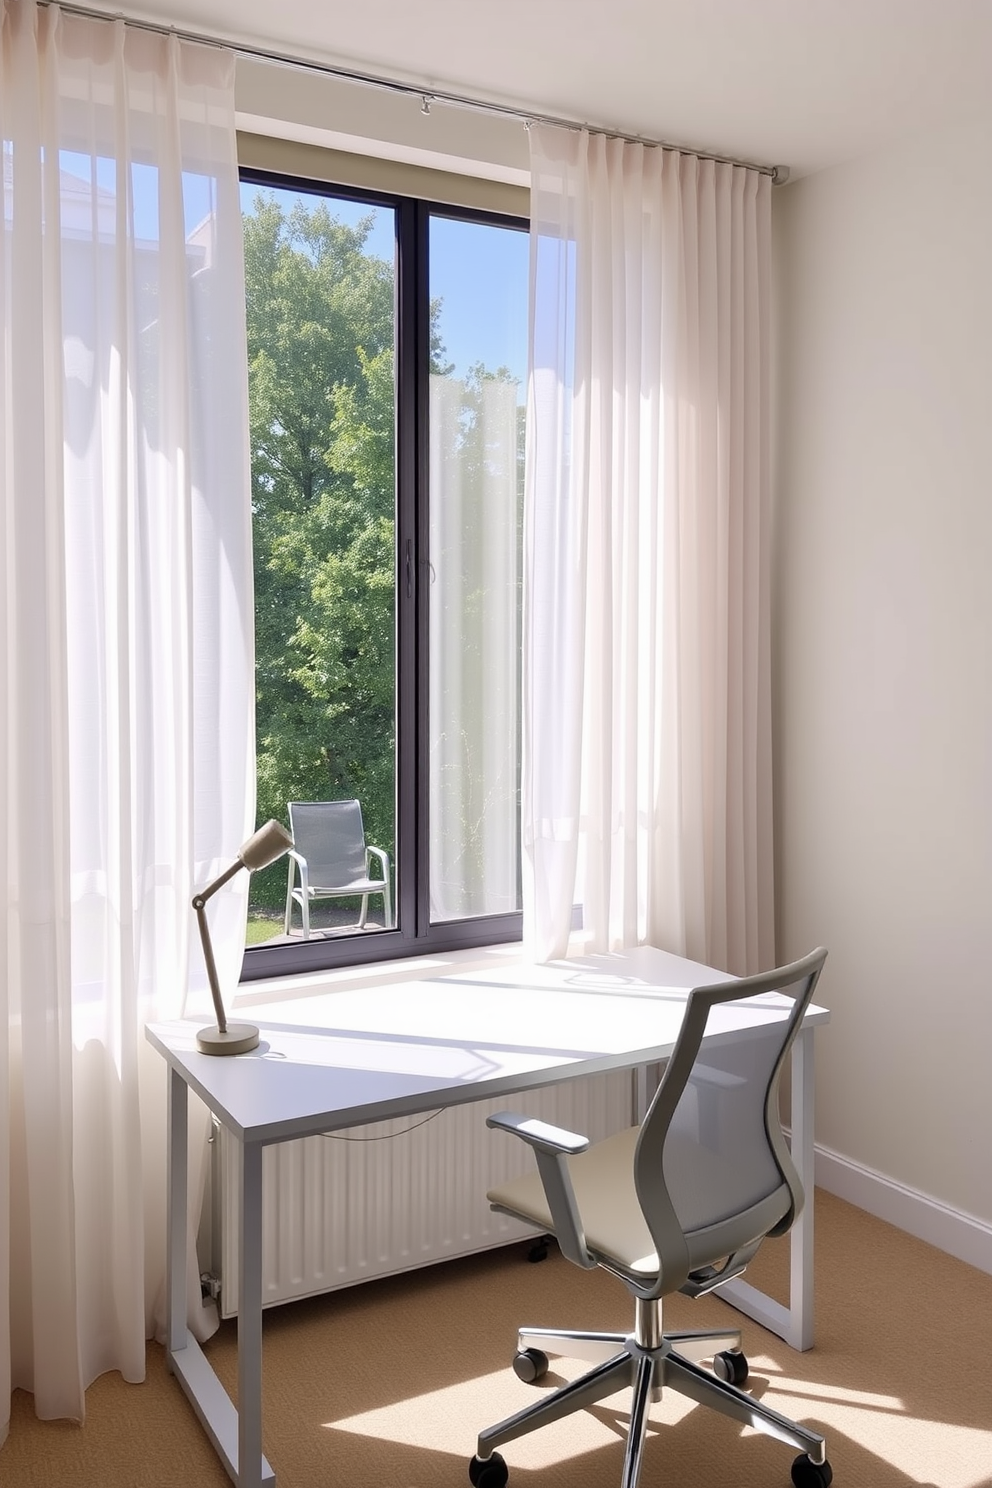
429, 373, 521, 920
1, 0, 253, 1434
523, 125, 773, 973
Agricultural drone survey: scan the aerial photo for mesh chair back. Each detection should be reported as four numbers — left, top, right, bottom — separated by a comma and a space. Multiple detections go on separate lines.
288, 800, 369, 886
635, 950, 826, 1264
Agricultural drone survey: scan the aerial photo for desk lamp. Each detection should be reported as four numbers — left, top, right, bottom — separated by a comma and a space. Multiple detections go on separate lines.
192, 819, 292, 1055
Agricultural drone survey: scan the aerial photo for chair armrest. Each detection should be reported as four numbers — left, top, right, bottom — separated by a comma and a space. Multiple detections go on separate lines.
365, 844, 390, 882
487, 1112, 595, 1269
286, 848, 309, 894
487, 1111, 590, 1155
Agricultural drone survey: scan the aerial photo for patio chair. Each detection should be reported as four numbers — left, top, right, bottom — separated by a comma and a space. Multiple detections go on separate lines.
284, 800, 393, 938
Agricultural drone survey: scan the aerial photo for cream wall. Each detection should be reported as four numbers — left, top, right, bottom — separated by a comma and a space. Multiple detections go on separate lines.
234, 57, 528, 188
772, 120, 992, 1239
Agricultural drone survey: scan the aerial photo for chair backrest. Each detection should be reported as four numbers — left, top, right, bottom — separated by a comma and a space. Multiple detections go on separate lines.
634, 949, 827, 1277
288, 800, 368, 884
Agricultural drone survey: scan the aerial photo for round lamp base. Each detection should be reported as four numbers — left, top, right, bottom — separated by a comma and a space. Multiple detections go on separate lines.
196, 1023, 260, 1056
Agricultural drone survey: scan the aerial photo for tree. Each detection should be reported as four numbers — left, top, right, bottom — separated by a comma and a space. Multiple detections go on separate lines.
243, 189, 523, 924
244, 192, 397, 912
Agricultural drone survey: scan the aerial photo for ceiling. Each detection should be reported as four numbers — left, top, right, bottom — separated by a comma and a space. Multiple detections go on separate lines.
82, 0, 992, 179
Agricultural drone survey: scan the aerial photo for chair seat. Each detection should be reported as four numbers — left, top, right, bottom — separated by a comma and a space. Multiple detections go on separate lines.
488, 1126, 788, 1278
294, 875, 387, 896
490, 1127, 657, 1273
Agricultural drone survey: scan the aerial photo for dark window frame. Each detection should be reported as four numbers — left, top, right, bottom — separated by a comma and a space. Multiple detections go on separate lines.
238, 167, 528, 984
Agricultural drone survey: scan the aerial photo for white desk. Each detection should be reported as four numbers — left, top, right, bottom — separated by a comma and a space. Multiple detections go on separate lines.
147, 945, 829, 1488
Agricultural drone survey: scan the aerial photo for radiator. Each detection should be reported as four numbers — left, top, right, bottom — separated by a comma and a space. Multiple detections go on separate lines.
208, 1069, 634, 1319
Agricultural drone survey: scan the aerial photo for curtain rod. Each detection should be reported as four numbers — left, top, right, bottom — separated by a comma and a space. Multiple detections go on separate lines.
46, 1, 790, 185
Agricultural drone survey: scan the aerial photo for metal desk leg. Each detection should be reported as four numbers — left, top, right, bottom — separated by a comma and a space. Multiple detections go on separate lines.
237, 1140, 268, 1488
788, 1025, 815, 1350
717, 1026, 816, 1351
165, 1076, 274, 1485
166, 1066, 189, 1362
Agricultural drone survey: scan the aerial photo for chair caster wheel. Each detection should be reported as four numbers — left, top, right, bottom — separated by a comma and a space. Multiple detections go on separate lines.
512, 1347, 549, 1383
469, 1451, 509, 1487
713, 1348, 748, 1385
791, 1453, 833, 1488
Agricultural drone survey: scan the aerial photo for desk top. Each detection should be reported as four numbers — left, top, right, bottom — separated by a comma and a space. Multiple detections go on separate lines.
146, 945, 829, 1145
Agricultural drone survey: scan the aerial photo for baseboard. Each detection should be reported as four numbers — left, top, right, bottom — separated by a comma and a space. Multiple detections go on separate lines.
814, 1143, 992, 1275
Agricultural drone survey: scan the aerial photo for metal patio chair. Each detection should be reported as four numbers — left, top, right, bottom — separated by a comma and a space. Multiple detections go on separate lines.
284, 799, 393, 938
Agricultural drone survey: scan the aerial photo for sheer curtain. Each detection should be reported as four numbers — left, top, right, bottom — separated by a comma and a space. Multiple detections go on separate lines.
1, 0, 253, 1434
429, 373, 521, 920
523, 125, 774, 973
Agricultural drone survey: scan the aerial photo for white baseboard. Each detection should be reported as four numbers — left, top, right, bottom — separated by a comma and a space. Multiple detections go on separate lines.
814, 1143, 992, 1275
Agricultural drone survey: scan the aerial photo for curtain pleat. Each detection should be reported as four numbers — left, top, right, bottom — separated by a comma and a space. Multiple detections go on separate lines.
1, 0, 253, 1432
523, 126, 773, 973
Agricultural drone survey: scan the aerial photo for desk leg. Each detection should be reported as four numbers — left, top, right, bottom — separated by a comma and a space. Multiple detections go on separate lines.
788, 1025, 815, 1351
164, 1076, 274, 1485
237, 1140, 266, 1488
717, 1026, 816, 1351
166, 1067, 189, 1362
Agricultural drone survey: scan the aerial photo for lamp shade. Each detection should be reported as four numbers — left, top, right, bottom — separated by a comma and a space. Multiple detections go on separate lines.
239, 818, 293, 872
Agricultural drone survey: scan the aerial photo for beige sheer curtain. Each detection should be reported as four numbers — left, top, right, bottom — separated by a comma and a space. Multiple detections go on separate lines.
523, 125, 774, 973
1, 1, 253, 1434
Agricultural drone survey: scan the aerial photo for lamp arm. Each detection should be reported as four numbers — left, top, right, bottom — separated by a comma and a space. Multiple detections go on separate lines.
193, 858, 244, 909
192, 858, 247, 1036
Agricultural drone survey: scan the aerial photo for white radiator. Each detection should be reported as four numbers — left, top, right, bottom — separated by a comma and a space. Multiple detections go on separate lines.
209, 1069, 634, 1319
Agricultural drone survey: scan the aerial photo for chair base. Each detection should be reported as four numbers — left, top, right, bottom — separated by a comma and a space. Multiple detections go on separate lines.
475, 1303, 829, 1488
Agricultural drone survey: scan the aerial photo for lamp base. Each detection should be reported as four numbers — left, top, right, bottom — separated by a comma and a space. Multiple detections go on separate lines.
196, 1023, 260, 1056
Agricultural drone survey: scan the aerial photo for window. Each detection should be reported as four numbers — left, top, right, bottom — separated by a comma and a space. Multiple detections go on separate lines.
239, 168, 528, 979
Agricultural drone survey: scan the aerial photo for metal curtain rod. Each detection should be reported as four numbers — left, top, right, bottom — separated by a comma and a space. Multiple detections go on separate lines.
45, 0, 789, 184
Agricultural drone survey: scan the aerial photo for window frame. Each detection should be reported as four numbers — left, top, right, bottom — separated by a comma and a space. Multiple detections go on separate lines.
238, 166, 528, 984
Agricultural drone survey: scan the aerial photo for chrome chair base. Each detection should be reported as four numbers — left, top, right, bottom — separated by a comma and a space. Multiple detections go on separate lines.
475, 1302, 827, 1488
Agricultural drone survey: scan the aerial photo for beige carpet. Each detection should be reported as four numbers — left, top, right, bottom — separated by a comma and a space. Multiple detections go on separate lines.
3, 1191, 990, 1488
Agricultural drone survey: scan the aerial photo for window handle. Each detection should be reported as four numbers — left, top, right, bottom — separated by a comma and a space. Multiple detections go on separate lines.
405, 539, 414, 599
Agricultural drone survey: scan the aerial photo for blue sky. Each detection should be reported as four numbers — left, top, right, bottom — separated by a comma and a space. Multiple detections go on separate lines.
240, 181, 528, 397
429, 214, 528, 394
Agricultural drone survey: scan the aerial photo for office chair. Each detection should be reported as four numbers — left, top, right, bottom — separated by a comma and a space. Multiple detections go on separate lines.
469, 948, 833, 1488
284, 799, 393, 938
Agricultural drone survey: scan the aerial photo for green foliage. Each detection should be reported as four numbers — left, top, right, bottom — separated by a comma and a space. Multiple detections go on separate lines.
244, 192, 397, 910
243, 190, 525, 921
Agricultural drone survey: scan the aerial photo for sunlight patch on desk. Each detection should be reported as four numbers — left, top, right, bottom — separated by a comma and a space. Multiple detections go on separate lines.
324, 1365, 696, 1466
259, 1027, 508, 1082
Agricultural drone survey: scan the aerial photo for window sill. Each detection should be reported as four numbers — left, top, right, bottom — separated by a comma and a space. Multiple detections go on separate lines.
231, 937, 527, 1010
